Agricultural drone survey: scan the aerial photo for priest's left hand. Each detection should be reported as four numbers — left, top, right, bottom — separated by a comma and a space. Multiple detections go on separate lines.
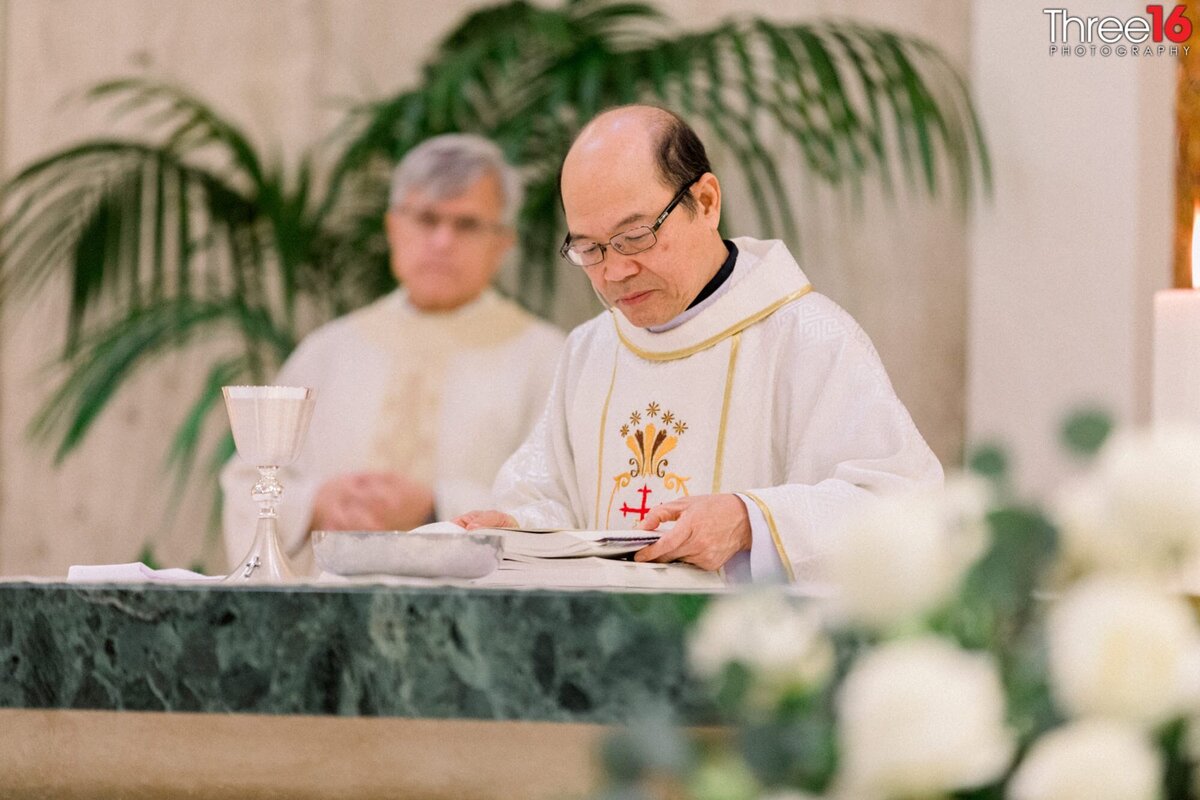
633, 493, 751, 571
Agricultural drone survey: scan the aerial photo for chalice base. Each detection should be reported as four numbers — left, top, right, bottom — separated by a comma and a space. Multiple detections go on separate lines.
224, 515, 298, 583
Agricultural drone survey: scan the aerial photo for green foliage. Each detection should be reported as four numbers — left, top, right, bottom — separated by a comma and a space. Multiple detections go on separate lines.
949, 507, 1056, 645
967, 443, 1008, 482
713, 661, 753, 715
601, 712, 694, 786
332, 2, 990, 306
1162, 718, 1198, 800
738, 692, 838, 791
0, 0, 989, 565
1060, 407, 1113, 458
672, 593, 712, 624
687, 756, 760, 800
954, 782, 1007, 800
136, 543, 161, 570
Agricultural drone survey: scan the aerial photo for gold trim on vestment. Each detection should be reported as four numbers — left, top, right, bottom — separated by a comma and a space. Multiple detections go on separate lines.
742, 492, 797, 582
593, 347, 621, 526
711, 332, 741, 494
612, 284, 814, 362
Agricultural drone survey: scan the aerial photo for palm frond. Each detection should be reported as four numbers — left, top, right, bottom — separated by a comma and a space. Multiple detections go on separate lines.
329, 6, 989, 308
165, 355, 252, 492
29, 298, 292, 463
84, 78, 266, 185
0, 140, 264, 349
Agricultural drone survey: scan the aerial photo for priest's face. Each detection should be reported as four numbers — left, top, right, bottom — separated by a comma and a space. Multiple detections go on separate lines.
385, 173, 514, 311
561, 147, 724, 328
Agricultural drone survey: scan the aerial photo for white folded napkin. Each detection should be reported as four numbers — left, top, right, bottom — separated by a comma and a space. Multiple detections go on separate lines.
67, 562, 223, 583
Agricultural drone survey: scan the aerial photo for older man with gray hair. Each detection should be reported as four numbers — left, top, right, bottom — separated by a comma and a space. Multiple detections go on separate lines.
221, 134, 564, 572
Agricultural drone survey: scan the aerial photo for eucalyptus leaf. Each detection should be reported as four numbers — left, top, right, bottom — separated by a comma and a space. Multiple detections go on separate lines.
967, 443, 1008, 482
1060, 408, 1113, 458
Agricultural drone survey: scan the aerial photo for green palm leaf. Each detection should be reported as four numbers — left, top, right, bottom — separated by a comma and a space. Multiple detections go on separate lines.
166, 355, 253, 491
29, 297, 292, 464
85, 78, 266, 183
1, 139, 261, 349
331, 5, 988, 309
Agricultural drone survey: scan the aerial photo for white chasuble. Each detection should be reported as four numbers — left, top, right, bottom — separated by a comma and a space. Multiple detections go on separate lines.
492, 237, 943, 583
220, 288, 564, 570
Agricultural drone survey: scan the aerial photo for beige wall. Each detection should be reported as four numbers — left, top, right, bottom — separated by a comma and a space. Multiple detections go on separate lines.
967, 0, 1175, 497
0, 0, 970, 575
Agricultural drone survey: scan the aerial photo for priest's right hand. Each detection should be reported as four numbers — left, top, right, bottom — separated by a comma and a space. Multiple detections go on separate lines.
310, 471, 435, 532
453, 509, 519, 530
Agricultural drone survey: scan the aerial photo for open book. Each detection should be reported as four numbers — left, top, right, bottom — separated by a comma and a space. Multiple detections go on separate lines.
411, 522, 661, 559
480, 528, 661, 559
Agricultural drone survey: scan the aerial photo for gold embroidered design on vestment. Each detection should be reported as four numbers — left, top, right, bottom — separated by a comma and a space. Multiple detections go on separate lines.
605, 403, 690, 526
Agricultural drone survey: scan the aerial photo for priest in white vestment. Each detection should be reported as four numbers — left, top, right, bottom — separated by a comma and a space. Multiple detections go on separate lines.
454, 107, 942, 583
221, 135, 564, 571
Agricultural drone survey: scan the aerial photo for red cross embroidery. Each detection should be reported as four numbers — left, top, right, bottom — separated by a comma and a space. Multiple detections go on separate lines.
619, 484, 653, 522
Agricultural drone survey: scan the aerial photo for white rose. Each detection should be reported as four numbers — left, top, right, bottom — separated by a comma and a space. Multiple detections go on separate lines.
688, 589, 834, 700
1053, 424, 1200, 577
836, 636, 1014, 798
1047, 576, 1200, 726
1008, 719, 1160, 800
826, 476, 990, 630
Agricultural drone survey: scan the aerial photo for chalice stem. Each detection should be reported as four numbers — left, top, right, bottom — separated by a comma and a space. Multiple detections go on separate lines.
253, 466, 283, 518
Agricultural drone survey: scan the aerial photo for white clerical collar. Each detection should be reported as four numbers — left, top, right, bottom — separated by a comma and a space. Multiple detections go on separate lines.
647, 256, 739, 333
609, 237, 814, 361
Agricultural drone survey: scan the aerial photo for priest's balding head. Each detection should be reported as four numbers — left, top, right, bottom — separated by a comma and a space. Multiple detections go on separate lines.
560, 106, 729, 328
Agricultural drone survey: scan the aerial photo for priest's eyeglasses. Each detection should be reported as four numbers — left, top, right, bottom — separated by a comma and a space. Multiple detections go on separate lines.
559, 176, 701, 268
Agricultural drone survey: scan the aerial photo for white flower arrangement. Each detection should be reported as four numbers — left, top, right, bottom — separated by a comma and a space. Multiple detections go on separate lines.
593, 419, 1200, 800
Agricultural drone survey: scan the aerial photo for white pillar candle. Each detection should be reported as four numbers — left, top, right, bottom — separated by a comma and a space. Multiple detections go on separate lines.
1154, 290, 1200, 424
1153, 206, 1200, 425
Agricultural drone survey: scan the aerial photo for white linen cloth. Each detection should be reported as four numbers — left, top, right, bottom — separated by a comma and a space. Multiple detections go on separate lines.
67, 562, 222, 583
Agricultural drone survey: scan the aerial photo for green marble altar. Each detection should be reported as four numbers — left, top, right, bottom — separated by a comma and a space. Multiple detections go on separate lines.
0, 582, 714, 724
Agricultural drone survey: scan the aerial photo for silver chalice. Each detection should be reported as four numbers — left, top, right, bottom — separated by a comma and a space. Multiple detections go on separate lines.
221, 385, 316, 583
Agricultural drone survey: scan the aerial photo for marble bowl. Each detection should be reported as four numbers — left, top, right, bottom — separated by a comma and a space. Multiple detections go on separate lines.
312, 530, 503, 579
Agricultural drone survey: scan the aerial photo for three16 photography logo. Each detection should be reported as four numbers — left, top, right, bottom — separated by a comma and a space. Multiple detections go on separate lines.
1045, 5, 1192, 57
